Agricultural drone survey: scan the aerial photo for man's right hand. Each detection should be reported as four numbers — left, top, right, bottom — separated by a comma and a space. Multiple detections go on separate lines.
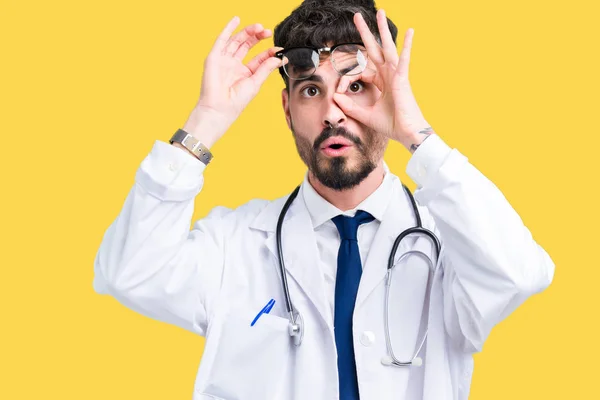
182, 16, 284, 149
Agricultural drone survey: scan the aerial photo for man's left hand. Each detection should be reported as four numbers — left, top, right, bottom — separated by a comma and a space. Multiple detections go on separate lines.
333, 9, 434, 153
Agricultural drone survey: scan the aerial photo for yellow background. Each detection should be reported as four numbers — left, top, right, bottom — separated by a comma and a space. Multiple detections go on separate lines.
1, 0, 598, 398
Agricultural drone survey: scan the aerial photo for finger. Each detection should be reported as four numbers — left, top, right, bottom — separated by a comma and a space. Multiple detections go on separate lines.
246, 46, 283, 75
354, 12, 384, 66
224, 23, 264, 56
377, 9, 398, 66
212, 16, 241, 54
250, 56, 284, 87
233, 28, 272, 61
396, 28, 414, 78
333, 93, 372, 125
336, 74, 350, 94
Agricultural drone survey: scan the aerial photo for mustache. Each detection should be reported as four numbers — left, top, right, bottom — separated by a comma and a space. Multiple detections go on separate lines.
313, 126, 363, 151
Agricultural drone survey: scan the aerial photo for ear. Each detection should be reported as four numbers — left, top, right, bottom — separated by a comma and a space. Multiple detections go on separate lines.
281, 88, 292, 130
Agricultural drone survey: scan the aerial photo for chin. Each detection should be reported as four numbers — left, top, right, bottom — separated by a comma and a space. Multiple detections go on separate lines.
309, 156, 376, 191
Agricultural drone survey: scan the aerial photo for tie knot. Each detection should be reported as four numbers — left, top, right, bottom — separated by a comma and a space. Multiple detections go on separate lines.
332, 210, 375, 241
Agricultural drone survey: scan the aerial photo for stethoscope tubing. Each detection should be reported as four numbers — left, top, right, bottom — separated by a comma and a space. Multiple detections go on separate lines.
276, 183, 441, 357
384, 249, 437, 366
276, 185, 302, 344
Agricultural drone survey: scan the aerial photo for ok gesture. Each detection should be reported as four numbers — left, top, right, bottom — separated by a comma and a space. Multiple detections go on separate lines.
333, 10, 434, 152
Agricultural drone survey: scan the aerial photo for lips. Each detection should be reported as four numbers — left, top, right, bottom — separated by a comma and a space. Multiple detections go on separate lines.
320, 136, 354, 150
319, 136, 354, 157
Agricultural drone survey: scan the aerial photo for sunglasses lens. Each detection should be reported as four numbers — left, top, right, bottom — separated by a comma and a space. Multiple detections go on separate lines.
332, 44, 368, 76
282, 48, 319, 80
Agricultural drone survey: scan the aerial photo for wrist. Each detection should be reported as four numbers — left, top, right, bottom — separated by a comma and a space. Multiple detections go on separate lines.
182, 108, 227, 149
182, 120, 219, 149
406, 126, 435, 154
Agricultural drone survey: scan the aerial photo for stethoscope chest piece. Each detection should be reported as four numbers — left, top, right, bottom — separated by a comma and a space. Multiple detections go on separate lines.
288, 310, 304, 346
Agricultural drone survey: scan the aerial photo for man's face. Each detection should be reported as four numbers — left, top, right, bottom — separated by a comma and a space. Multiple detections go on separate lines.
281, 47, 388, 191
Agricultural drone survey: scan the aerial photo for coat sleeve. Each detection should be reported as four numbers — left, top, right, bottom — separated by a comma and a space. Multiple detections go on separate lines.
406, 135, 555, 353
93, 139, 232, 336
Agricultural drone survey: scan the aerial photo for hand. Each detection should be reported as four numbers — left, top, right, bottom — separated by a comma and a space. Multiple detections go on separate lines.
332, 10, 434, 152
183, 16, 283, 147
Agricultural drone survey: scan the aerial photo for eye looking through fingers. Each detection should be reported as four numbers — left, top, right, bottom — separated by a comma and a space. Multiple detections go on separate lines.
337, 66, 378, 93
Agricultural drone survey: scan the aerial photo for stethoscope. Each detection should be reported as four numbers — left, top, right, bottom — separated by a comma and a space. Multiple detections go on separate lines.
276, 182, 441, 367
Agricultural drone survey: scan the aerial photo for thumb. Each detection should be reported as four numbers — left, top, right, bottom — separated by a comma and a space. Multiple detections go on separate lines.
333, 93, 370, 125
235, 57, 282, 105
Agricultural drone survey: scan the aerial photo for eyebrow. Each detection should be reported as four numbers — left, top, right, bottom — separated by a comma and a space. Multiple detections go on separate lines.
339, 65, 358, 75
290, 74, 324, 91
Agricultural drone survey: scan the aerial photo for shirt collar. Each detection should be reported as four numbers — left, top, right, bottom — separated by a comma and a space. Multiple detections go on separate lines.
300, 161, 394, 229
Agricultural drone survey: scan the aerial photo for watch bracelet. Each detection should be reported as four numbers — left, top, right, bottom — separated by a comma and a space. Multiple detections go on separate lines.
169, 129, 213, 165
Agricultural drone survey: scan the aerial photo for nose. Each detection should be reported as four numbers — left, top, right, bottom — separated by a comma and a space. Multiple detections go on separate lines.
323, 98, 346, 129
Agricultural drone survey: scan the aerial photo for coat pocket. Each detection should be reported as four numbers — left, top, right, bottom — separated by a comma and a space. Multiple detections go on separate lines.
197, 307, 292, 400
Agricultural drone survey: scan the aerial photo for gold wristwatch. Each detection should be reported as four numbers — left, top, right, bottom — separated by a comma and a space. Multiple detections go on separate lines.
169, 129, 213, 165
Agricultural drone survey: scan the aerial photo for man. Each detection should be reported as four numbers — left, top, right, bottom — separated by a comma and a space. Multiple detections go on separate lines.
93, 0, 555, 399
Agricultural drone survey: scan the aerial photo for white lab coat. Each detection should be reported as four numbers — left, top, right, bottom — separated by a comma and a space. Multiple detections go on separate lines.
94, 137, 554, 400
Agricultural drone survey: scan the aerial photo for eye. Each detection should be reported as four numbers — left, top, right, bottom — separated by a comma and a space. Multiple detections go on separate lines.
348, 80, 365, 93
300, 85, 320, 98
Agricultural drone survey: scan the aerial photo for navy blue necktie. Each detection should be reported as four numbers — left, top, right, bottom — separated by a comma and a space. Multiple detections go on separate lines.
332, 210, 375, 400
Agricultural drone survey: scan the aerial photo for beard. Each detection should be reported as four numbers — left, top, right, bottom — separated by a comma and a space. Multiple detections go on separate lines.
291, 121, 388, 191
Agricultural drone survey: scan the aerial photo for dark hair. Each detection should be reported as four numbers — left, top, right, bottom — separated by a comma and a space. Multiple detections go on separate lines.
273, 0, 398, 89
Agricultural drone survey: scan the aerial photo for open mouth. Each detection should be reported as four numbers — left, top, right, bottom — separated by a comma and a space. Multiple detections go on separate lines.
321, 143, 352, 156
318, 135, 355, 156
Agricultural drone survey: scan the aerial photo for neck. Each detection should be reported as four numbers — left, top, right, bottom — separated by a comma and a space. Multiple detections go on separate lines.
307, 162, 386, 211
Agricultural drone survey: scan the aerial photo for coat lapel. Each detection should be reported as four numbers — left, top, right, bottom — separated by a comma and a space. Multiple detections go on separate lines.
355, 177, 417, 309
249, 190, 333, 331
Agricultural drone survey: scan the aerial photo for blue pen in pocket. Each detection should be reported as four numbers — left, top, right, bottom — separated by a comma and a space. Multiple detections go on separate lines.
250, 298, 276, 327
